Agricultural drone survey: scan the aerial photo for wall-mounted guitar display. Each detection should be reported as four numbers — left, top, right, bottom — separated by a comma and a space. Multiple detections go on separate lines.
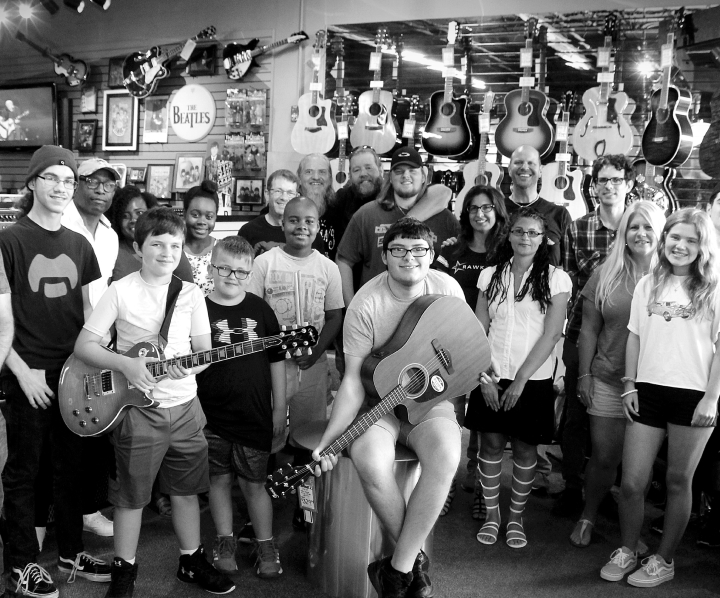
223, 31, 308, 80
14, 30, 88, 87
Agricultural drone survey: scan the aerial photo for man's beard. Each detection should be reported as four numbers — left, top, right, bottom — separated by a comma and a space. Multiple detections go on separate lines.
394, 184, 421, 199
302, 183, 333, 215
352, 176, 382, 199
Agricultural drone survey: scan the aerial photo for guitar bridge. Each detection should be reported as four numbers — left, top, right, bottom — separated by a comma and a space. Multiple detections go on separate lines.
431, 339, 454, 374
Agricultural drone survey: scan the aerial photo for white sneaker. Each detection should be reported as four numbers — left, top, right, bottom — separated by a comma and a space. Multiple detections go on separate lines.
82, 511, 114, 537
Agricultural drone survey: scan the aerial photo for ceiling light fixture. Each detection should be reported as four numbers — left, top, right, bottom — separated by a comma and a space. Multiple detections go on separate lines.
17, 2, 35, 18
64, 0, 85, 13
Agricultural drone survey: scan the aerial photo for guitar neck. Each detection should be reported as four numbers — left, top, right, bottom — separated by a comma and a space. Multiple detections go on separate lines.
659, 34, 674, 110
443, 69, 454, 104
252, 37, 294, 58
16, 33, 60, 66
372, 46, 382, 104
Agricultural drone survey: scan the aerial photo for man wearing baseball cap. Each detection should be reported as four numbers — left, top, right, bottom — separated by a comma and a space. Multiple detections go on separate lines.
60, 158, 120, 539
336, 146, 458, 305
0, 146, 110, 597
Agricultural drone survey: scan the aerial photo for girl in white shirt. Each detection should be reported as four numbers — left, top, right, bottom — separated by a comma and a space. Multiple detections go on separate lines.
601, 208, 720, 587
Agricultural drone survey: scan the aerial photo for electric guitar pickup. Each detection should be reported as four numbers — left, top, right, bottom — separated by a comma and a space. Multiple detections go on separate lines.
223, 31, 308, 80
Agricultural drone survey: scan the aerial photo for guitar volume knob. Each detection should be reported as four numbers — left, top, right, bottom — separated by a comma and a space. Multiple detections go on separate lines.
85, 407, 92, 413
72, 409, 80, 416
79, 420, 87, 427
91, 417, 99, 424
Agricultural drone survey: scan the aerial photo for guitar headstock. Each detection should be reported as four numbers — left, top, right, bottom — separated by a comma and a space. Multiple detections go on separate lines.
288, 31, 309, 45
375, 27, 388, 51
447, 21, 459, 46
277, 324, 319, 354
195, 26, 217, 41
265, 463, 311, 498
313, 30, 327, 52
408, 94, 420, 115
396, 34, 404, 58
332, 36, 345, 61
525, 17, 538, 41
483, 90, 495, 113
603, 13, 618, 41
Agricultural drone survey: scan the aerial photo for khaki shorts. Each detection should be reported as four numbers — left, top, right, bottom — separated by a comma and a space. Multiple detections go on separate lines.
373, 400, 459, 451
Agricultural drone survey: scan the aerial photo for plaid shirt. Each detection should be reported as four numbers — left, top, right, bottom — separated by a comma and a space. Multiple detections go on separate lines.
563, 210, 618, 343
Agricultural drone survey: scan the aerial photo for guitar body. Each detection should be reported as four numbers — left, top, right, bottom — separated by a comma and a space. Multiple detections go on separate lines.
421, 91, 473, 157
539, 163, 588, 220
457, 161, 504, 202
54, 54, 88, 87
572, 87, 635, 161
59, 343, 161, 437
290, 93, 336, 155
328, 157, 348, 190
222, 39, 259, 80
495, 89, 554, 159
641, 86, 693, 167
122, 48, 167, 98
360, 295, 490, 424
350, 89, 398, 155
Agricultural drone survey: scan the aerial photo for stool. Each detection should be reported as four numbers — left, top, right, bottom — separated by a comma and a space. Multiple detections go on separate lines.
292, 420, 433, 598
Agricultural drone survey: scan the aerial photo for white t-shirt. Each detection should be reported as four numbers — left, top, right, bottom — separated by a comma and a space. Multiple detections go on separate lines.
628, 274, 720, 392
84, 272, 210, 407
478, 262, 571, 380
248, 247, 344, 333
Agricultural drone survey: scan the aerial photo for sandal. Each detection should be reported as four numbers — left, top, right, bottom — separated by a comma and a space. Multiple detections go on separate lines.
440, 480, 456, 517
570, 518, 594, 548
506, 520, 528, 549
472, 489, 486, 521
476, 521, 500, 545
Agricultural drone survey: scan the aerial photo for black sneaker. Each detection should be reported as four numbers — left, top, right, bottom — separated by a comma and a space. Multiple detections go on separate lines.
7, 563, 59, 598
551, 488, 583, 518
367, 556, 413, 598
58, 552, 112, 582
408, 550, 433, 598
236, 521, 256, 545
104, 558, 138, 598
177, 545, 236, 595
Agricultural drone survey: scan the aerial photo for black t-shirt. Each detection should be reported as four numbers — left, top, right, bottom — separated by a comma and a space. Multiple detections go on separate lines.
504, 197, 571, 267
0, 216, 100, 371
433, 244, 488, 309
196, 292, 284, 451
238, 214, 324, 258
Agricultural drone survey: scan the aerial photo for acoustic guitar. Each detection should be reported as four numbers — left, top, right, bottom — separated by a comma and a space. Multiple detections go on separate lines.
329, 39, 352, 190
290, 31, 337, 155
265, 295, 491, 498
572, 15, 635, 161
422, 22, 473, 158
495, 18, 554, 159
60, 325, 318, 437
631, 158, 677, 215
540, 92, 589, 220
14, 30, 89, 87
0, 110, 29, 140
640, 27, 693, 167
350, 28, 397, 156
122, 26, 216, 98
400, 95, 420, 147
536, 25, 559, 163
223, 31, 308, 80
699, 89, 720, 177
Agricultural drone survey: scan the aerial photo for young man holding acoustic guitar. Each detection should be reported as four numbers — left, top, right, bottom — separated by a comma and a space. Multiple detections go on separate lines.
313, 218, 465, 598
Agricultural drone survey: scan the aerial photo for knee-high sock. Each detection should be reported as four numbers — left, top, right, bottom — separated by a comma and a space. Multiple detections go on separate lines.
510, 460, 536, 518
479, 457, 503, 516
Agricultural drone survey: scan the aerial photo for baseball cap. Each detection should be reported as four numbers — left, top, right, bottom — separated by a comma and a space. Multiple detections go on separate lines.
25, 145, 78, 186
78, 158, 120, 181
390, 146, 423, 169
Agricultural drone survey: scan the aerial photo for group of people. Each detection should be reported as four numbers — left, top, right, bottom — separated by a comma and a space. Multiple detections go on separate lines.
0, 140, 717, 598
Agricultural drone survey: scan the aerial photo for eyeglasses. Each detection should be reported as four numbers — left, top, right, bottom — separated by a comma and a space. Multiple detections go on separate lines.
80, 175, 117, 192
211, 264, 251, 280
468, 205, 495, 215
36, 174, 77, 191
595, 177, 626, 187
387, 247, 431, 258
268, 189, 300, 199
510, 228, 543, 238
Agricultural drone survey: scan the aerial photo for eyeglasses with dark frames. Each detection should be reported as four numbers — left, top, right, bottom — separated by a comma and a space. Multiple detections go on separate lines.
210, 264, 252, 280
80, 175, 118, 192
387, 247, 431, 258
36, 174, 77, 191
468, 205, 495, 215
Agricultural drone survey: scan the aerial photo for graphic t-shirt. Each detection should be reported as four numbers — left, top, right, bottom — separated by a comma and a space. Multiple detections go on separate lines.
0, 216, 100, 371
434, 244, 488, 308
196, 293, 284, 450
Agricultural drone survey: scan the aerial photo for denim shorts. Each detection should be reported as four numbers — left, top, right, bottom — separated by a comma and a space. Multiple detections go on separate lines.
587, 378, 625, 419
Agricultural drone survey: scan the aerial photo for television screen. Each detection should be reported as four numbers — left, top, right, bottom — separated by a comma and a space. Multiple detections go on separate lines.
0, 83, 57, 149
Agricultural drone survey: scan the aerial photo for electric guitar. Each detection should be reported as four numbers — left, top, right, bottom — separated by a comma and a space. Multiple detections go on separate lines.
0, 110, 29, 140
540, 92, 589, 220
329, 39, 352, 190
265, 295, 491, 498
640, 19, 693, 167
573, 15, 634, 161
422, 22, 473, 158
223, 31, 308, 80
631, 158, 677, 215
59, 325, 318, 437
495, 18, 554, 159
290, 30, 336, 155
455, 91, 504, 217
122, 26, 217, 98
14, 30, 88, 87
350, 28, 397, 156
699, 89, 720, 177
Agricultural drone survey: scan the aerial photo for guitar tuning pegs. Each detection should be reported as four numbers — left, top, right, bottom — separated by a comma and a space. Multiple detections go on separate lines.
280, 344, 287, 350
307, 347, 313, 355
294, 348, 302, 356
285, 350, 291, 359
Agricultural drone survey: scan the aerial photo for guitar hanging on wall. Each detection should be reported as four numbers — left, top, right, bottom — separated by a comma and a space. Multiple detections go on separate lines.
223, 31, 308, 80
350, 28, 397, 155
573, 15, 634, 162
495, 18, 554, 159
422, 21, 473, 158
14, 30, 88, 87
536, 25, 559, 163
122, 26, 216, 98
329, 39, 354, 190
290, 30, 337, 155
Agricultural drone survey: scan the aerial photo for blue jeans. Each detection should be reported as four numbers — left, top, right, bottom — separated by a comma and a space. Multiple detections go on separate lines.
2, 371, 85, 568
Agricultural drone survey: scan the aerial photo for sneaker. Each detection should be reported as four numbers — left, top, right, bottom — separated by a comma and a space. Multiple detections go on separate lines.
177, 545, 236, 595
212, 535, 237, 574
104, 558, 138, 598
252, 538, 282, 578
83, 511, 114, 537
600, 547, 637, 582
7, 563, 59, 598
551, 488, 583, 518
367, 556, 413, 598
236, 522, 256, 545
627, 555, 675, 587
58, 552, 112, 582
408, 550, 433, 598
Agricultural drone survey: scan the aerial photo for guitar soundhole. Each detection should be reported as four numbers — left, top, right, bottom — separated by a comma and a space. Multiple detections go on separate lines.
518, 102, 532, 117
336, 172, 347, 185
399, 364, 428, 399
475, 174, 489, 186
369, 103, 383, 117
440, 102, 456, 118
555, 176, 568, 190
656, 108, 669, 125
309, 105, 321, 118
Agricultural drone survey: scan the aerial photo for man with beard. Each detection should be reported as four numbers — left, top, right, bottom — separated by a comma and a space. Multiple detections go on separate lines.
297, 154, 338, 259
336, 147, 459, 305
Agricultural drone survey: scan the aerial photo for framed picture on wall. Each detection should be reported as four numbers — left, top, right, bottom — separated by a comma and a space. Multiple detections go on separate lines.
143, 96, 169, 144
146, 164, 174, 199
110, 163, 128, 188
74, 119, 96, 152
234, 178, 263, 204
107, 58, 125, 88
102, 90, 138, 151
173, 154, 204, 192
80, 86, 97, 114
128, 167, 147, 184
